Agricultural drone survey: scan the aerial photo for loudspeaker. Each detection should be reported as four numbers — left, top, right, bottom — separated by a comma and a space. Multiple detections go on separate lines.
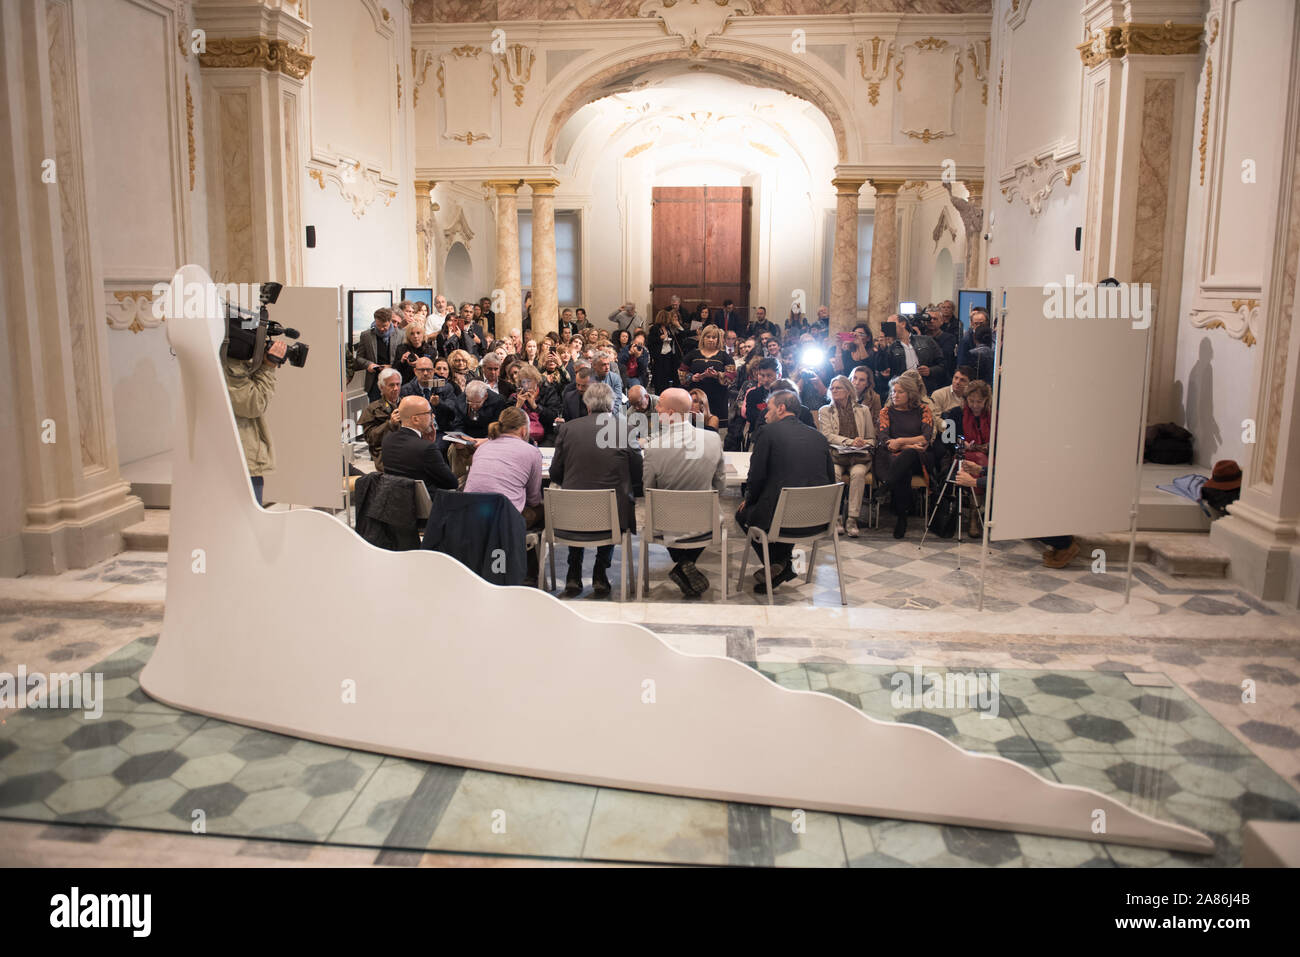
1074, 226, 1081, 251
306, 225, 316, 248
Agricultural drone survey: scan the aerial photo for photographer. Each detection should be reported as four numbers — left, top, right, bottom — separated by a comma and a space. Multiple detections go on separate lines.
223, 339, 287, 505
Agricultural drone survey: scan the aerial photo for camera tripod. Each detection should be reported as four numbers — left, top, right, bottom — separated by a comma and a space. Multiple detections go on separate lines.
919, 452, 987, 569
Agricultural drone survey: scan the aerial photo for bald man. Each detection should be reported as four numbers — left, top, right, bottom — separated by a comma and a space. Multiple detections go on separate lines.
642, 387, 726, 597
380, 395, 456, 494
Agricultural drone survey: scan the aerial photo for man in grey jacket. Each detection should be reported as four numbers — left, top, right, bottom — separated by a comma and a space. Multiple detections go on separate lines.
643, 388, 726, 598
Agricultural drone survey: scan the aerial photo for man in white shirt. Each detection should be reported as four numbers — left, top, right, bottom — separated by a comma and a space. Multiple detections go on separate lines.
642, 388, 726, 598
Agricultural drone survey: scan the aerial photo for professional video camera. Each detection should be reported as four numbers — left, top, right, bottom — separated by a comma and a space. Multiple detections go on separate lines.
222, 281, 309, 369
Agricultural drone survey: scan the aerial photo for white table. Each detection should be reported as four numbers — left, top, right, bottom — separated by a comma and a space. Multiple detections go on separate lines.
724, 451, 750, 487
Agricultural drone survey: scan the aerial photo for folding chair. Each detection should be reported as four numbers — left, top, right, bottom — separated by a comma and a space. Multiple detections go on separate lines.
737, 483, 847, 605
540, 487, 633, 601
637, 488, 727, 600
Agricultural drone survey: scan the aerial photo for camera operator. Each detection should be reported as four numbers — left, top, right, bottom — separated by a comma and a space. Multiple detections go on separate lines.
223, 339, 287, 506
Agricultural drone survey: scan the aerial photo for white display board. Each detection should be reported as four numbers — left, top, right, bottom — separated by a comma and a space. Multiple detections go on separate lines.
988, 286, 1151, 541
261, 287, 346, 509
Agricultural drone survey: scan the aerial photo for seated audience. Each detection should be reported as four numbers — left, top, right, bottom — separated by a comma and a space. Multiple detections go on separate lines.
818, 375, 876, 538
445, 349, 477, 395
741, 356, 781, 444
931, 365, 973, 414
561, 365, 592, 422
771, 378, 817, 427
381, 395, 456, 495
540, 351, 570, 391
875, 375, 936, 540
446, 380, 506, 484
359, 367, 405, 470
512, 363, 562, 445
590, 348, 625, 405
642, 388, 726, 598
849, 365, 882, 422
464, 405, 544, 534
689, 388, 720, 431
549, 382, 643, 599
618, 330, 649, 389
940, 378, 992, 470
737, 390, 835, 595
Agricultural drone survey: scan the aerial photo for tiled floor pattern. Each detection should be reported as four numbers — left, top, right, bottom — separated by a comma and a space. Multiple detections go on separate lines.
2, 630, 1297, 867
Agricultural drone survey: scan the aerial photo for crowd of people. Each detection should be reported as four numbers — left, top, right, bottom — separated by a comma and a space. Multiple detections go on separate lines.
340, 291, 1079, 597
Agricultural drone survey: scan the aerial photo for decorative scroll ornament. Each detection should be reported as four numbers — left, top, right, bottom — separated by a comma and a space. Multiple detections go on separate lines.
501, 43, 535, 107
1190, 299, 1259, 347
396, 62, 401, 108
412, 50, 434, 107
185, 76, 196, 191
198, 37, 314, 79
1000, 157, 1082, 216
451, 131, 488, 146
968, 38, 990, 105
1078, 21, 1204, 68
638, 0, 753, 57
105, 289, 162, 333
1198, 4, 1221, 185
856, 37, 894, 107
904, 128, 952, 144
308, 160, 397, 218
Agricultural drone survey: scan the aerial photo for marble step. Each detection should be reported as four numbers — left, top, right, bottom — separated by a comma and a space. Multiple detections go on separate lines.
1077, 532, 1229, 578
121, 509, 170, 552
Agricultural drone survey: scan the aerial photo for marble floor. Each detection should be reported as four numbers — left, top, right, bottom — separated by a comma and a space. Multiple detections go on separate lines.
2, 589, 1299, 867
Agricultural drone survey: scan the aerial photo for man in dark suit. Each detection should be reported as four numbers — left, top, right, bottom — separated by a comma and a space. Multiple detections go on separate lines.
737, 389, 836, 595
381, 396, 457, 495
548, 382, 643, 599
352, 307, 399, 401
560, 365, 591, 423
458, 302, 486, 358
882, 315, 948, 395
745, 306, 780, 342
718, 299, 747, 337
444, 380, 506, 484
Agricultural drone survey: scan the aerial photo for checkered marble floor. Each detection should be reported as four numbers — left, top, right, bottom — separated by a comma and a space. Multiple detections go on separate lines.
2, 630, 1296, 867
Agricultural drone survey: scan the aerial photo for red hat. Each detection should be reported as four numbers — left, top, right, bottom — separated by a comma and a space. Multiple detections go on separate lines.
1203, 460, 1242, 491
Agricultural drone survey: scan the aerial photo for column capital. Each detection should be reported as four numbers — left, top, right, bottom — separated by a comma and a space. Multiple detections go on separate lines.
868, 178, 906, 196
415, 180, 437, 196
526, 178, 561, 194
830, 178, 866, 194
483, 179, 523, 194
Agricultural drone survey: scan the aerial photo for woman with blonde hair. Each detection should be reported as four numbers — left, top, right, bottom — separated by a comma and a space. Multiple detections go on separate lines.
875, 374, 936, 539
445, 348, 477, 395
511, 362, 563, 445
898, 368, 941, 422
393, 323, 433, 383
681, 323, 731, 428
818, 375, 875, 537
688, 388, 720, 431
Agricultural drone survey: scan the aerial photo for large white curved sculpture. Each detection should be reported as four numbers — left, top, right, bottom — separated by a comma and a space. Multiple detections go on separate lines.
141, 269, 1212, 854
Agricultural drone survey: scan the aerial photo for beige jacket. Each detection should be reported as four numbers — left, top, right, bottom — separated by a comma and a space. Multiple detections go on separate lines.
223, 355, 277, 477
817, 402, 876, 448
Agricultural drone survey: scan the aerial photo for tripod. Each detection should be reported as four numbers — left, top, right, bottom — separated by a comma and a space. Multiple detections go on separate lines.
919, 451, 987, 568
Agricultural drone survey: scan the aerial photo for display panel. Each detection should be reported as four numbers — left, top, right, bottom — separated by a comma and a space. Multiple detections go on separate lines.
957, 289, 991, 332
347, 289, 393, 343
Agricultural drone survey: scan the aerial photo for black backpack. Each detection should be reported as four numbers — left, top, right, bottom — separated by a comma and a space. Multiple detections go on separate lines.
1144, 422, 1194, 464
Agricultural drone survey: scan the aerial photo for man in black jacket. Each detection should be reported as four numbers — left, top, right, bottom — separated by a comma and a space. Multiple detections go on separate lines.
560, 365, 592, 423
882, 315, 947, 395
737, 390, 836, 594
745, 305, 780, 342
381, 396, 457, 495
352, 307, 400, 400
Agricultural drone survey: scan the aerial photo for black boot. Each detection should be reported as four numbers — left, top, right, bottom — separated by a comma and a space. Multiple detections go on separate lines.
893, 512, 908, 539
563, 566, 583, 598
592, 564, 612, 598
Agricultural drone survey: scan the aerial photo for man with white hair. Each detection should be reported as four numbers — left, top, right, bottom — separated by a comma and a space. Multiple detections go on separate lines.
548, 382, 643, 599
590, 348, 624, 406
609, 301, 641, 333
358, 367, 405, 470
643, 388, 725, 597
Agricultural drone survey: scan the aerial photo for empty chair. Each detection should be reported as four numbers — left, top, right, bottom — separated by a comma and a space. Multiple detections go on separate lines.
738, 483, 846, 605
637, 488, 728, 601
541, 487, 632, 601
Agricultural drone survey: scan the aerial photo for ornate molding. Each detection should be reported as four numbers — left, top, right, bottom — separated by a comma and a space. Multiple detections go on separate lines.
1198, 6, 1221, 186
412, 49, 434, 107
501, 43, 535, 108
856, 37, 894, 107
442, 205, 475, 248
1000, 156, 1082, 216
198, 37, 314, 79
185, 76, 195, 191
637, 0, 754, 57
396, 62, 401, 109
307, 160, 396, 218
904, 128, 952, 144
932, 207, 957, 249
1078, 22, 1204, 68
1189, 300, 1259, 347
450, 131, 488, 146
968, 39, 989, 105
105, 289, 162, 334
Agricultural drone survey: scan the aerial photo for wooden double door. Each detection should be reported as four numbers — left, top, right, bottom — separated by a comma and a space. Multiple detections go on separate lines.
650, 186, 751, 317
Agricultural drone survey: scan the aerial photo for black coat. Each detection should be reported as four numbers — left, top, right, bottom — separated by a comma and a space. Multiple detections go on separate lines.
882, 335, 947, 395
422, 490, 526, 586
380, 427, 457, 495
740, 414, 836, 533
353, 471, 428, 551
561, 384, 590, 422
549, 413, 643, 533
353, 326, 400, 395
448, 391, 507, 438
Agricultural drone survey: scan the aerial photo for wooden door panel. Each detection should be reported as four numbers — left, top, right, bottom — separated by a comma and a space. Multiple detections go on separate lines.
652, 186, 750, 316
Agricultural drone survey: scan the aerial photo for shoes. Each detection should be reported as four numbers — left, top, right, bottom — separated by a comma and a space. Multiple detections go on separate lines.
753, 564, 798, 595
592, 565, 612, 598
755, 562, 789, 584
1042, 540, 1080, 569
680, 561, 709, 596
893, 513, 907, 539
668, 564, 695, 598
846, 517, 860, 538
562, 569, 583, 598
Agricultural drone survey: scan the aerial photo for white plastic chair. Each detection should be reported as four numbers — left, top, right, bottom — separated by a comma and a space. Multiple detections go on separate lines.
637, 488, 727, 600
541, 487, 632, 601
737, 483, 846, 605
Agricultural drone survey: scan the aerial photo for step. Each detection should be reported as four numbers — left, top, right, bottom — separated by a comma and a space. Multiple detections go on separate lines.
1077, 533, 1150, 565
1147, 533, 1230, 578
121, 509, 170, 552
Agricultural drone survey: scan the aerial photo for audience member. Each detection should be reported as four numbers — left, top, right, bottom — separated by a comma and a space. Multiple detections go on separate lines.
353, 306, 399, 401
883, 315, 947, 395
875, 375, 936, 539
446, 380, 506, 484
648, 302, 685, 391
512, 363, 561, 445
818, 375, 876, 537
931, 365, 972, 414
548, 382, 643, 599
393, 324, 433, 383
718, 298, 746, 337
478, 296, 496, 337
381, 395, 457, 495
609, 301, 641, 333
561, 365, 592, 422
970, 323, 995, 384
741, 356, 781, 445
590, 348, 624, 405
618, 330, 649, 389
849, 365, 882, 422
358, 368, 405, 469
956, 306, 990, 370
689, 388, 720, 431
747, 305, 780, 341
464, 406, 544, 537
737, 390, 835, 594
681, 324, 731, 427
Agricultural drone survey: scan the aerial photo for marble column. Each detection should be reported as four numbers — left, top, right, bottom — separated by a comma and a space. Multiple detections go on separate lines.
486, 180, 522, 336
0, 0, 142, 575
828, 178, 865, 336
527, 178, 560, 339
415, 180, 439, 288
960, 183, 984, 290
866, 179, 903, 333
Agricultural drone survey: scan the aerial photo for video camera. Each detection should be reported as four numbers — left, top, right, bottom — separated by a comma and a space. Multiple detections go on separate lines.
222, 281, 309, 369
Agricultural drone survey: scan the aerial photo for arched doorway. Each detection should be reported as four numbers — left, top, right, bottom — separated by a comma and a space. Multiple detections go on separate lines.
443, 242, 474, 305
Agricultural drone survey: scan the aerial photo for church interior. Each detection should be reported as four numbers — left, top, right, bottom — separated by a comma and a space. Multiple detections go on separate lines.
2, 0, 1300, 871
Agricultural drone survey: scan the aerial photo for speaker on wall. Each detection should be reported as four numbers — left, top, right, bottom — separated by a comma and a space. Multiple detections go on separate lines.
1074, 226, 1081, 251
306, 225, 316, 248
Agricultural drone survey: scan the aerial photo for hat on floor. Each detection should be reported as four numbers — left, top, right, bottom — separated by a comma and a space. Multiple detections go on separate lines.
1203, 460, 1242, 491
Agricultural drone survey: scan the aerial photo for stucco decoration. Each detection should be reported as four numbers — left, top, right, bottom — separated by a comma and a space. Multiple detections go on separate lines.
638, 0, 754, 57
1001, 155, 1082, 217
308, 159, 397, 218
139, 263, 1213, 857
856, 37, 894, 107
1189, 299, 1259, 347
